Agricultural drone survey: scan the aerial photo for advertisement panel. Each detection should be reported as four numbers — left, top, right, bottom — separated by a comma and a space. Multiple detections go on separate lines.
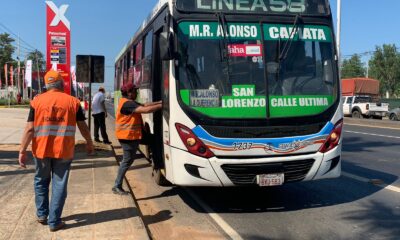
46, 1, 71, 95
25, 60, 32, 88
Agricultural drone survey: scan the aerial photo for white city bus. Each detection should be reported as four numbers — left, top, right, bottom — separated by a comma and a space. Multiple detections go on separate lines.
114, 0, 343, 186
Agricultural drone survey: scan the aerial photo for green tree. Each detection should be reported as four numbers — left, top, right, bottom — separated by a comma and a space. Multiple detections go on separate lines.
341, 54, 366, 79
0, 33, 16, 83
368, 44, 400, 97
27, 49, 45, 72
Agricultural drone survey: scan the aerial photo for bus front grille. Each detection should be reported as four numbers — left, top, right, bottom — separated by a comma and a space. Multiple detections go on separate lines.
221, 159, 315, 186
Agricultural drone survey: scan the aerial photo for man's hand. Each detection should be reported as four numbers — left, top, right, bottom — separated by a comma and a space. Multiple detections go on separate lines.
87, 142, 95, 155
105, 112, 108, 118
19, 152, 27, 169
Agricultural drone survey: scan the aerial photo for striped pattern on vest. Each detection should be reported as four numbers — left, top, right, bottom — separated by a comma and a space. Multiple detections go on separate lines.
31, 91, 80, 160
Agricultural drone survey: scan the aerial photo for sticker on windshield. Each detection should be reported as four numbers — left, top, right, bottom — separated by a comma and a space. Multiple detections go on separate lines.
228, 44, 262, 57
180, 85, 267, 118
222, 85, 266, 108
264, 24, 332, 42
269, 95, 334, 118
179, 22, 261, 40
190, 89, 220, 107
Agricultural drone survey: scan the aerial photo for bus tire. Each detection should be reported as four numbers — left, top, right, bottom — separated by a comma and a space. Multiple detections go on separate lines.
153, 168, 171, 186
352, 110, 362, 118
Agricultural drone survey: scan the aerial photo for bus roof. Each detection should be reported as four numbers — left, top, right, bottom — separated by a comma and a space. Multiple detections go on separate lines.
115, 0, 170, 63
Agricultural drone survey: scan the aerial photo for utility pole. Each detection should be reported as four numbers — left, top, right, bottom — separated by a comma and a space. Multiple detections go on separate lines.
17, 35, 21, 97
337, 0, 342, 77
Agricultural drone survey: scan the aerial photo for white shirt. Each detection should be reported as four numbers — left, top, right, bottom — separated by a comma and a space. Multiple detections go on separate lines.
92, 92, 105, 114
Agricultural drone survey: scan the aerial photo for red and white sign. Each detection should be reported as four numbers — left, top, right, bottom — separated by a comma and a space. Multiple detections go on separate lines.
46, 1, 71, 95
228, 44, 263, 57
10, 65, 13, 87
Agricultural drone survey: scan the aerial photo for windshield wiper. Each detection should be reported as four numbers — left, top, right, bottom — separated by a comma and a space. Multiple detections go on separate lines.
273, 14, 302, 94
279, 14, 302, 61
216, 12, 231, 94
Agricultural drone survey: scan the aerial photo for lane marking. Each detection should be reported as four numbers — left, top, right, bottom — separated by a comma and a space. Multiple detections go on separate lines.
185, 188, 244, 240
344, 130, 400, 139
345, 123, 400, 131
342, 172, 400, 193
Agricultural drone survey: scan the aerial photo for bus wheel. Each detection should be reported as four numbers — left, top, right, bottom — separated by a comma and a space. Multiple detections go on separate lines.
153, 168, 171, 186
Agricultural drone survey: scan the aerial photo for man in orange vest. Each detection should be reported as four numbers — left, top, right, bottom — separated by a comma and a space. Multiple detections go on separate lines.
18, 70, 94, 231
113, 83, 162, 195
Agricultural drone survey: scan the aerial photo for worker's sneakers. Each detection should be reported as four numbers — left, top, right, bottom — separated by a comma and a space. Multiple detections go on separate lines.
103, 140, 112, 145
94, 138, 101, 143
112, 187, 129, 195
49, 222, 66, 232
37, 216, 47, 225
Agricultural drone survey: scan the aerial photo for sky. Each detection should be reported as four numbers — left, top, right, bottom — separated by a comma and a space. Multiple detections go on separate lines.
1, 0, 399, 92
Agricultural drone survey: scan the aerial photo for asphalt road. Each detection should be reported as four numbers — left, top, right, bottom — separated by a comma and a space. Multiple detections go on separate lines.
106, 102, 399, 240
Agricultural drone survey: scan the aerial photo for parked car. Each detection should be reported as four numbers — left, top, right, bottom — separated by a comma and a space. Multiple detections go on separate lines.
388, 108, 400, 121
342, 96, 389, 119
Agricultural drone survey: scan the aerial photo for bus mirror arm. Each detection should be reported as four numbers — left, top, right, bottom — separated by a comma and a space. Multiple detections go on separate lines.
160, 32, 176, 61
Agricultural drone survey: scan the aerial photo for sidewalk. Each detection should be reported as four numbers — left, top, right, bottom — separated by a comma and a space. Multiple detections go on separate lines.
0, 108, 149, 240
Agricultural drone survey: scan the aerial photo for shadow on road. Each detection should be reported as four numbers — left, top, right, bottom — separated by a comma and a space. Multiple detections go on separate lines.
342, 135, 400, 153
64, 207, 141, 229
0, 143, 116, 177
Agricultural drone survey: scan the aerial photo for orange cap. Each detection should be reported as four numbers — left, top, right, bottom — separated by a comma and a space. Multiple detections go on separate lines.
44, 70, 63, 85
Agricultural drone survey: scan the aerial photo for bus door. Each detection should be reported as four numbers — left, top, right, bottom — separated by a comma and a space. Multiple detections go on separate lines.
152, 29, 171, 175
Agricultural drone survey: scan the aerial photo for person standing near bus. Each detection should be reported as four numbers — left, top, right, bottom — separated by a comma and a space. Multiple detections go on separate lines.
92, 86, 111, 144
18, 70, 94, 231
113, 83, 162, 195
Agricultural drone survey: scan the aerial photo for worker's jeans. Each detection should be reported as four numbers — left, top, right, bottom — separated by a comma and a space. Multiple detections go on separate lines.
33, 158, 72, 228
114, 140, 140, 188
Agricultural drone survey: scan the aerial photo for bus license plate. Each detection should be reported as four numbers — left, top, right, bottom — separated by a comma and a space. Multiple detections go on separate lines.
257, 174, 284, 187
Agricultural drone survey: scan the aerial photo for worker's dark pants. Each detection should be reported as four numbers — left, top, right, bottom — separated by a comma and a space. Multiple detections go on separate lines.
114, 140, 140, 188
93, 112, 109, 142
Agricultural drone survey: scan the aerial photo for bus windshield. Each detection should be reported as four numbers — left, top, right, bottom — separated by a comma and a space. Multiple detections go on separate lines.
177, 21, 338, 119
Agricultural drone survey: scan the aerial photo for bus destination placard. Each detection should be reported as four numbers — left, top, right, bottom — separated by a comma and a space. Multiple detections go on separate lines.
176, 0, 330, 15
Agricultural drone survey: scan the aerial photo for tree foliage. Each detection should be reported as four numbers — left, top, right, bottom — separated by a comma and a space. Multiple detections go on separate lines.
27, 49, 45, 72
0, 33, 16, 83
341, 54, 366, 79
368, 44, 400, 97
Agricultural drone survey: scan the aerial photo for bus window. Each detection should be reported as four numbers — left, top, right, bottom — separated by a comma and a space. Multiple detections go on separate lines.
135, 41, 143, 62
131, 46, 135, 66
143, 31, 153, 85
133, 41, 143, 87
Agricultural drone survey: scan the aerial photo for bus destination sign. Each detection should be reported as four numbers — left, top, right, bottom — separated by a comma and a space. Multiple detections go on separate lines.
176, 0, 329, 15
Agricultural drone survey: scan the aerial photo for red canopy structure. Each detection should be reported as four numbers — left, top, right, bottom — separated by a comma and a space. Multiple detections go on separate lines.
342, 78, 380, 97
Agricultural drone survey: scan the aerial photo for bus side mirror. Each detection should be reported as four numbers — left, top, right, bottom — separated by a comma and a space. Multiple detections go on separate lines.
160, 32, 175, 60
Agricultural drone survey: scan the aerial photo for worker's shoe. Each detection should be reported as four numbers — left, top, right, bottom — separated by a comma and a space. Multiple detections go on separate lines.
49, 222, 66, 232
94, 138, 101, 143
112, 187, 129, 195
103, 141, 112, 145
37, 216, 47, 225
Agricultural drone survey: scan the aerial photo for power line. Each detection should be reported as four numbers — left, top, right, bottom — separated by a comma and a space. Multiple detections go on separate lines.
0, 22, 37, 51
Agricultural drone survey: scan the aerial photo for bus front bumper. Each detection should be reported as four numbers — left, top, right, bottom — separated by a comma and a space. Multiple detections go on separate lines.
169, 145, 341, 187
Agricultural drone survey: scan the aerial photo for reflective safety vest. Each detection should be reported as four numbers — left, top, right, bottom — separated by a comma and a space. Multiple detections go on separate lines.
115, 98, 143, 140
31, 91, 80, 160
